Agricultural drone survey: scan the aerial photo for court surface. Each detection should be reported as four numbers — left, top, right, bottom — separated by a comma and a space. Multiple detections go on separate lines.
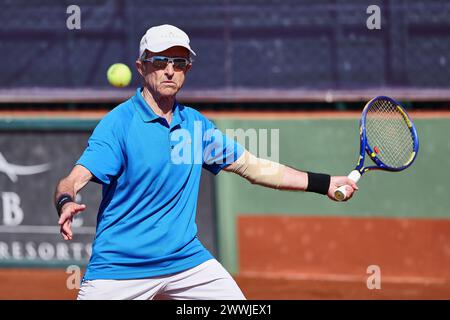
1, 269, 449, 300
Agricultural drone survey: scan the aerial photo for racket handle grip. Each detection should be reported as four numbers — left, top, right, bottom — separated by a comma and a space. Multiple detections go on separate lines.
334, 170, 361, 201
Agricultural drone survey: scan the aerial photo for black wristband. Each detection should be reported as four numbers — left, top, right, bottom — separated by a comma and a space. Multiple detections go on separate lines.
55, 194, 74, 217
306, 172, 331, 195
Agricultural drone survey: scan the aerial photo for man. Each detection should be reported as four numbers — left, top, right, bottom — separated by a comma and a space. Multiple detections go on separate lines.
54, 24, 358, 300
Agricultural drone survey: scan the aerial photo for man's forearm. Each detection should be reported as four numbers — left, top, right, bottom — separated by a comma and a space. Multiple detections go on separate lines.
53, 165, 92, 205
279, 166, 331, 195
54, 177, 77, 203
246, 162, 327, 193
225, 151, 286, 189
278, 165, 308, 191
225, 151, 330, 194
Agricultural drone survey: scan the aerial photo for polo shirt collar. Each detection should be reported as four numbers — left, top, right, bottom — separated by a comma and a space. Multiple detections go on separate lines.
133, 87, 185, 125
133, 88, 159, 122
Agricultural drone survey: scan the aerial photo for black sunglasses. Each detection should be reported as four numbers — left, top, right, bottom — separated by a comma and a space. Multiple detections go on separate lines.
142, 56, 191, 71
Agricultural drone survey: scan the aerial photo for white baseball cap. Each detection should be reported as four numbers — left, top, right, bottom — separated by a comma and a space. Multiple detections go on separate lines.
139, 24, 196, 58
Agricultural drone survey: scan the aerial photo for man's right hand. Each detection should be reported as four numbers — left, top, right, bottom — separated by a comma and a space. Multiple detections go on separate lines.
58, 202, 86, 240
327, 176, 358, 201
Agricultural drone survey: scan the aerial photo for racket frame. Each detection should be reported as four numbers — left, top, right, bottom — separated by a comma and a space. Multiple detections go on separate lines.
335, 96, 419, 201
354, 96, 419, 176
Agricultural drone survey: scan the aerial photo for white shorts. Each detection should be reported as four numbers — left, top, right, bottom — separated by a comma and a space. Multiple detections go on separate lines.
77, 259, 246, 300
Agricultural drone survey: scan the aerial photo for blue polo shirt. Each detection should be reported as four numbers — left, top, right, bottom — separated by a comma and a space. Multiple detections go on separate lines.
77, 88, 244, 280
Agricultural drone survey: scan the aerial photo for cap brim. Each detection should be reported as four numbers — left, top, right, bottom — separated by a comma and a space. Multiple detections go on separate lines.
145, 41, 196, 56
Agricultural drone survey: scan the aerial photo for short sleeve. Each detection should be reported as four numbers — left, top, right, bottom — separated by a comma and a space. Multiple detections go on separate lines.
76, 113, 125, 184
202, 117, 244, 175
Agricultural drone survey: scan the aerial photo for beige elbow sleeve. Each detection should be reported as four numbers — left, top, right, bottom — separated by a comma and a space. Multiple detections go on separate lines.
229, 151, 286, 188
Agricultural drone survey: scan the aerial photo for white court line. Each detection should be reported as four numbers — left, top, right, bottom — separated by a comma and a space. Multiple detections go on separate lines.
239, 271, 449, 285
0, 225, 96, 234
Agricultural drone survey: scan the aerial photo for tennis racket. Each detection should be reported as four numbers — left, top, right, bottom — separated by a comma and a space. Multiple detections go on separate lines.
335, 96, 419, 201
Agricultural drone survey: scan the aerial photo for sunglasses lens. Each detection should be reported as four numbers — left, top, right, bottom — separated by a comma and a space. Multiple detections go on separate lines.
151, 58, 169, 69
173, 59, 188, 70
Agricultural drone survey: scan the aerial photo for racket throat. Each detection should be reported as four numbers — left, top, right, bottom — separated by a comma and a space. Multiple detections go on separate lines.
348, 170, 362, 183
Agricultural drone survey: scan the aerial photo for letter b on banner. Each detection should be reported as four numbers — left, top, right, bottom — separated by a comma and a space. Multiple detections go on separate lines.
2, 192, 24, 226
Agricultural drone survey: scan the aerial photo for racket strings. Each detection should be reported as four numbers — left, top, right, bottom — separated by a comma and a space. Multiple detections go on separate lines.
365, 99, 414, 168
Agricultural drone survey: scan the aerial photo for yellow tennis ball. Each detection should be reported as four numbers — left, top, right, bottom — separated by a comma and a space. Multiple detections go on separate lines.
107, 63, 132, 87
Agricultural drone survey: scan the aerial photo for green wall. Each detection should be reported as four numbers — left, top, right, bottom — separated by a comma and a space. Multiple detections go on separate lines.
213, 117, 450, 274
